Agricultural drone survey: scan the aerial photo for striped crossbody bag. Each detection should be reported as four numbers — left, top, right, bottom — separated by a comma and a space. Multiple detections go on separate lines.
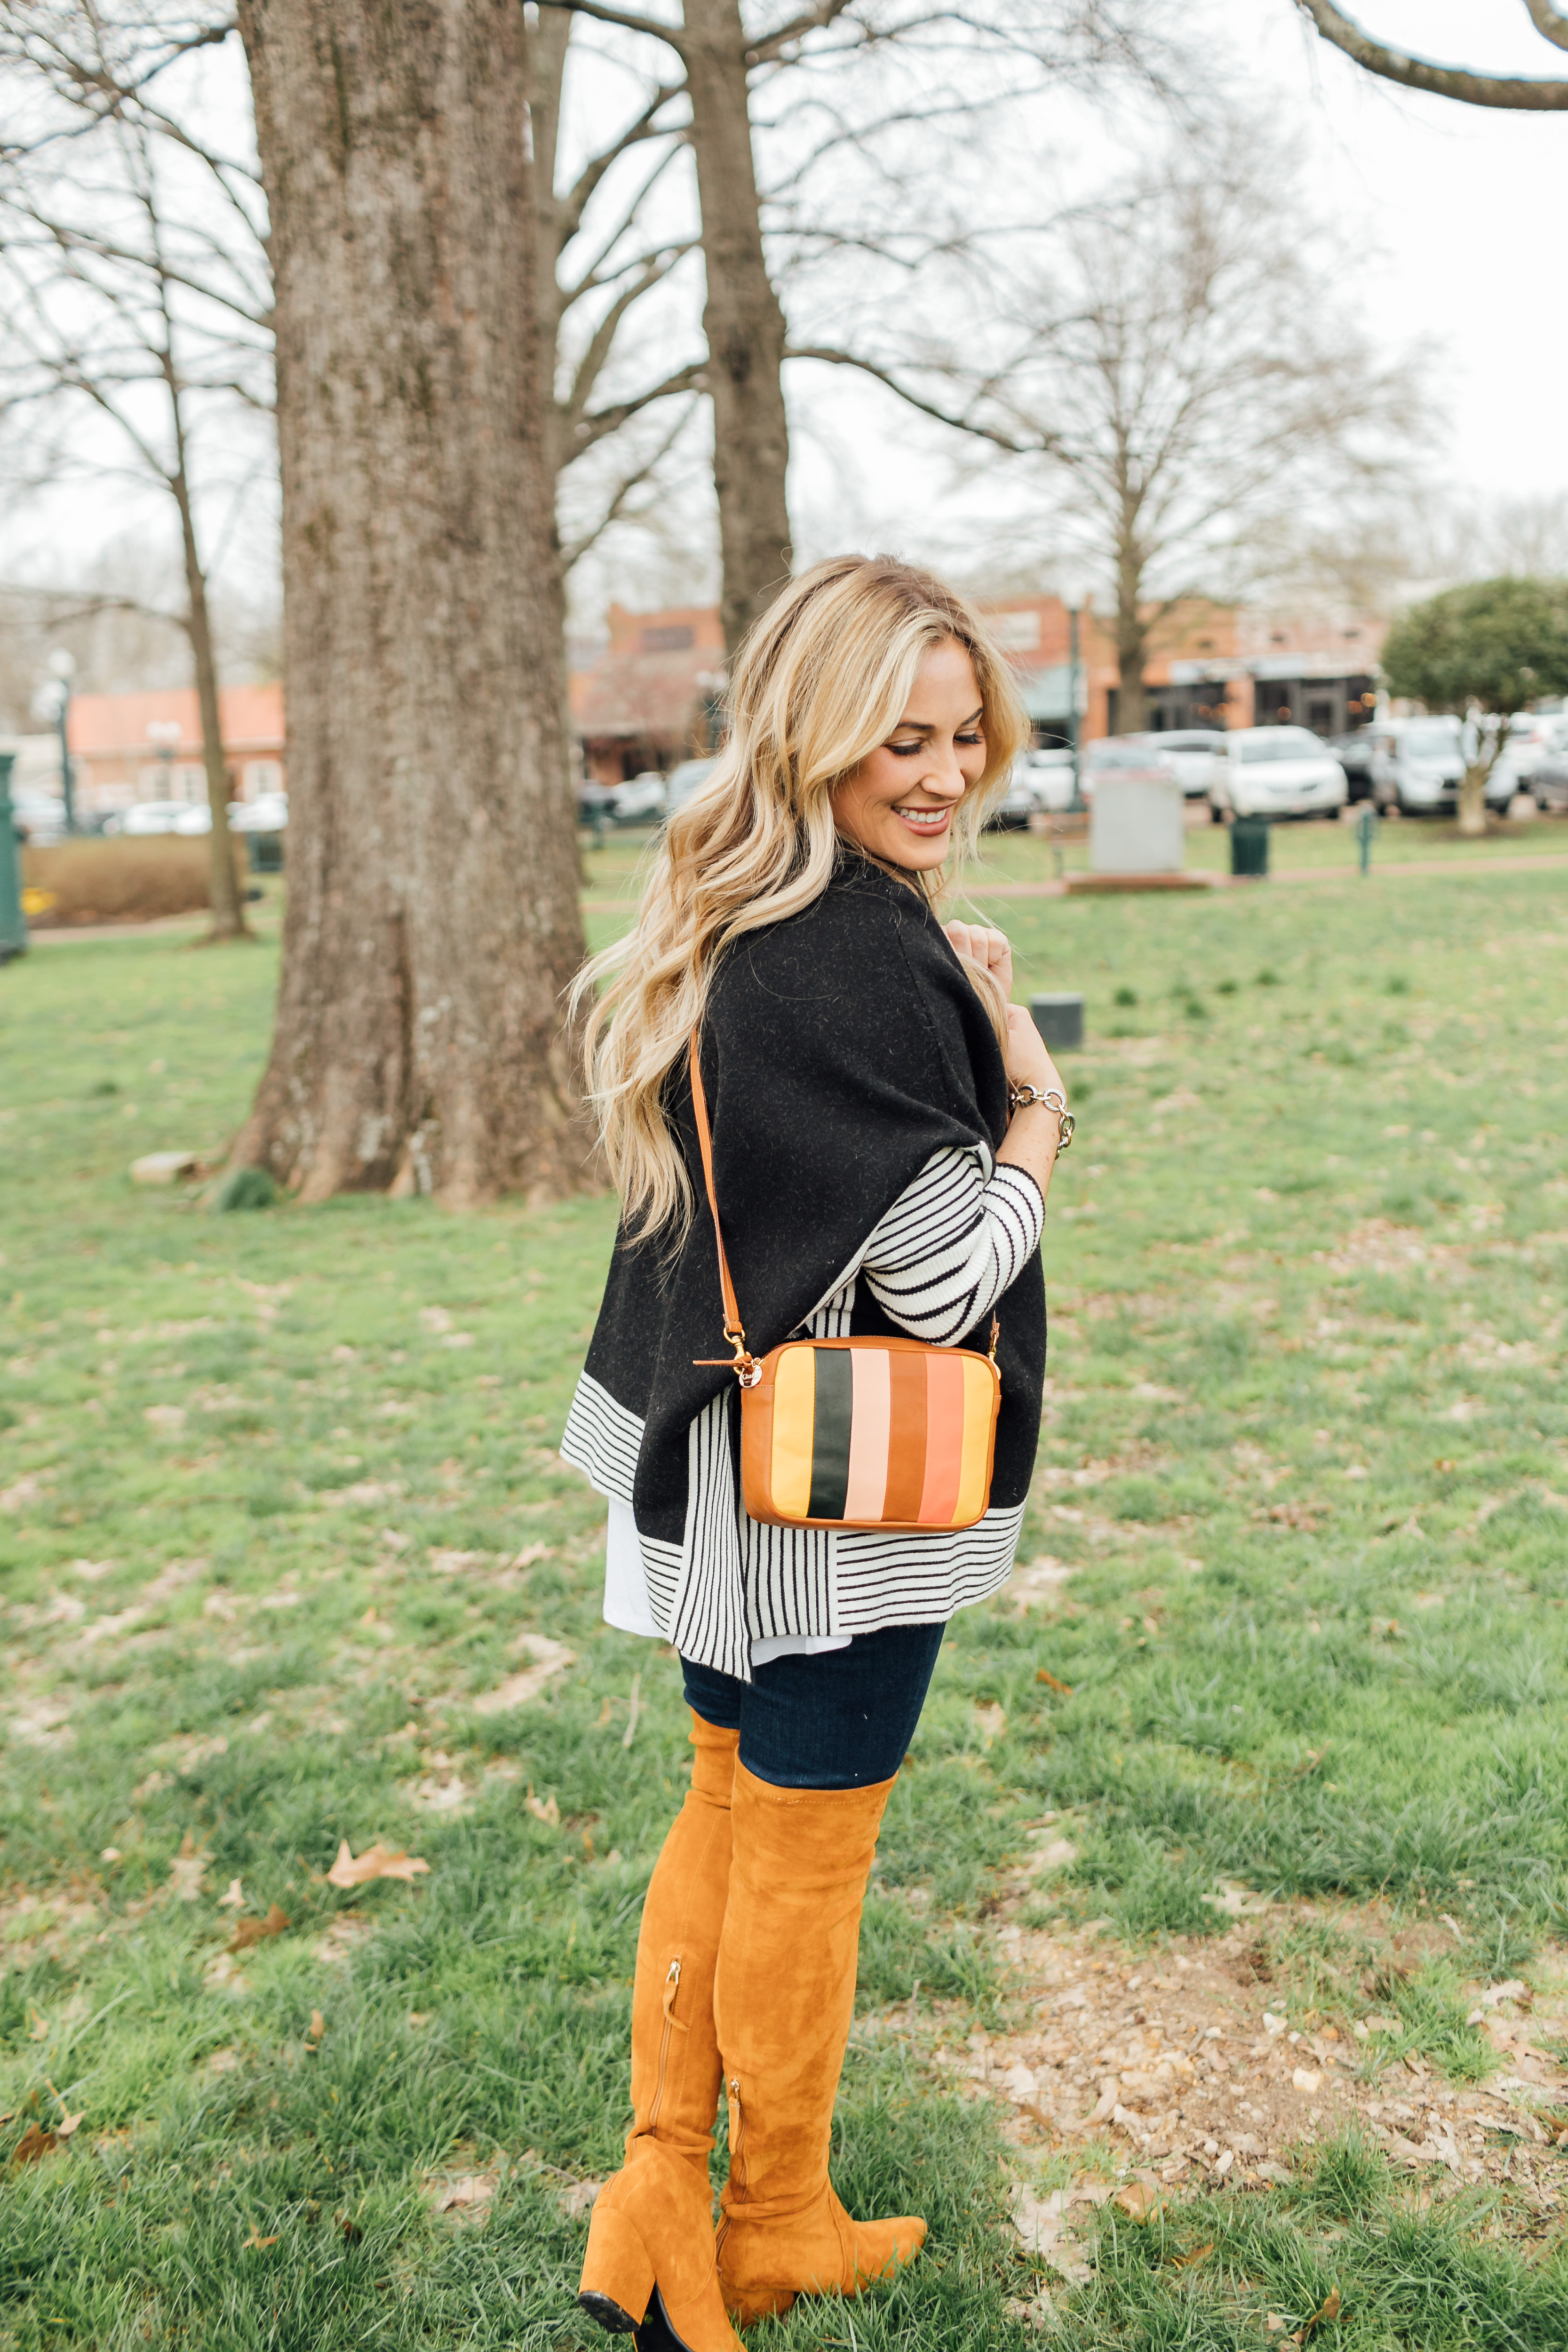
688, 1035, 1002, 1533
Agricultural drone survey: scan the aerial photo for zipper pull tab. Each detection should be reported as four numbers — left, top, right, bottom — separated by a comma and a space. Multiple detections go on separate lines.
661, 1956, 681, 2021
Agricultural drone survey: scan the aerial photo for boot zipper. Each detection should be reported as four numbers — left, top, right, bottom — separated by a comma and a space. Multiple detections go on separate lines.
647, 1957, 681, 2135
725, 2076, 746, 2200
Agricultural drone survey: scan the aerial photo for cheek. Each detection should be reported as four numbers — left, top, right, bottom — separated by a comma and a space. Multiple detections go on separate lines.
852, 751, 904, 807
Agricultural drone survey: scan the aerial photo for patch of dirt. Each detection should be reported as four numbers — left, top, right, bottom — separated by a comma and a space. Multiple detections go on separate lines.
871, 1904, 1568, 2256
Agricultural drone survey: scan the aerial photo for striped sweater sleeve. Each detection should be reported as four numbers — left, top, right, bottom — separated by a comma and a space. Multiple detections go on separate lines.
859, 1148, 1045, 1345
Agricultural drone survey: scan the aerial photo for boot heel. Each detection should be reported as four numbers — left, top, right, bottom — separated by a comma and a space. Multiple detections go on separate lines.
578, 2191, 656, 2334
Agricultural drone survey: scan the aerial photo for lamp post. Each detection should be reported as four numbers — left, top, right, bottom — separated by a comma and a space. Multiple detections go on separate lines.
147, 718, 181, 805
46, 648, 77, 833
0, 752, 26, 963
1067, 602, 1087, 813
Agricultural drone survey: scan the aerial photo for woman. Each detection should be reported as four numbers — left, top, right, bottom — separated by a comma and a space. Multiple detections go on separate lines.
562, 556, 1069, 2349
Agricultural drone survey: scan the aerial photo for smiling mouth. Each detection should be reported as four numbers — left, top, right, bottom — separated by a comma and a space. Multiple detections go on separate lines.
893, 805, 951, 832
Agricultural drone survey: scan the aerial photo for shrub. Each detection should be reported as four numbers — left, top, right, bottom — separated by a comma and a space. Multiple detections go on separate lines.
21, 837, 246, 926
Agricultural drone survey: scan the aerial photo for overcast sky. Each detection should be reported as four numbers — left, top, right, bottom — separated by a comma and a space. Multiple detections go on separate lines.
1242, 0, 1563, 503
778, 0, 1567, 587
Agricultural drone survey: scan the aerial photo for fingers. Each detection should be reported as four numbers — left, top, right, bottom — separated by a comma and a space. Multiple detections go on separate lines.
946, 921, 1010, 969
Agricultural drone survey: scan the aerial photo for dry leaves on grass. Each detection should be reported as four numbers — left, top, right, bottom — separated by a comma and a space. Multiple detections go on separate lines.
433, 2171, 497, 2220
226, 1903, 290, 1954
469, 1634, 575, 1717
1008, 2183, 1095, 2283
167, 1832, 210, 1901
326, 1840, 430, 1888
526, 1791, 561, 1827
242, 2229, 279, 2250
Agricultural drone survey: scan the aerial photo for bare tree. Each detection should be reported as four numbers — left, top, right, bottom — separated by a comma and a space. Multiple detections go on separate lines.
1292, 0, 1568, 111
813, 148, 1423, 731
540, 0, 1189, 656
0, 2, 273, 937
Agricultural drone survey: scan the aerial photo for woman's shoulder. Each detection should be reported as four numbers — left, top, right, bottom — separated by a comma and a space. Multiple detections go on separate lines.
716, 858, 954, 1014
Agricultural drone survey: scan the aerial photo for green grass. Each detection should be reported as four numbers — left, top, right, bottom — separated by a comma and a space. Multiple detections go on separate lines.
3, 836, 1568, 2343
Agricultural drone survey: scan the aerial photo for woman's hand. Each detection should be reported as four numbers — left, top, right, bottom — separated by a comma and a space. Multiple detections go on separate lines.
944, 920, 1013, 1006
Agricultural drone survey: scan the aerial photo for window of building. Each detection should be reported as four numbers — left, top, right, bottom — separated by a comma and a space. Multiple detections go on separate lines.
1307, 698, 1334, 733
176, 763, 206, 801
244, 760, 282, 798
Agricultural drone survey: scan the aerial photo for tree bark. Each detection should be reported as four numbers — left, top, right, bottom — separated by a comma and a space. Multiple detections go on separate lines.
1293, 0, 1568, 109
234, 0, 592, 1205
681, 0, 792, 657
166, 375, 250, 943
1113, 542, 1150, 736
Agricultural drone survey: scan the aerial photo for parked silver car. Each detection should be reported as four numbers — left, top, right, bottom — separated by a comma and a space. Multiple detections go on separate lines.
1135, 729, 1226, 798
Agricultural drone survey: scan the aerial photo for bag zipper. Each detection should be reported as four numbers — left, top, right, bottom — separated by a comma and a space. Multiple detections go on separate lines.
647, 1957, 680, 2135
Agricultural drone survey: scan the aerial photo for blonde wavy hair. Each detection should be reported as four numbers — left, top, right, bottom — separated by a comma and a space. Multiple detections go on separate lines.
573, 554, 1030, 1238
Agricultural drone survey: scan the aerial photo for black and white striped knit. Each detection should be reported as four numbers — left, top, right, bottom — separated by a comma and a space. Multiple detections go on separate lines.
565, 1144, 1044, 1669
559, 854, 1049, 1681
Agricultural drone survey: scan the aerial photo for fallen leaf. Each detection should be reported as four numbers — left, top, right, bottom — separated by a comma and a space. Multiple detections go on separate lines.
207, 2047, 241, 2075
1035, 1669, 1074, 1694
227, 1902, 290, 1953
242, 2229, 279, 2250
1113, 2180, 1161, 2221
12, 2123, 59, 2165
435, 2170, 497, 2218
1170, 2241, 1213, 2270
26, 2009, 49, 2042
526, 1792, 561, 1827
217, 1876, 246, 1909
470, 1635, 576, 1716
339, 2215, 363, 2242
167, 1830, 210, 1901
309, 2010, 325, 2040
1306, 2286, 1342, 2331
407, 2011, 432, 2029
326, 1839, 430, 1888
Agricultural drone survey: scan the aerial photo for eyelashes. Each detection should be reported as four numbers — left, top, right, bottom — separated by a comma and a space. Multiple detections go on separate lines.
889, 732, 985, 757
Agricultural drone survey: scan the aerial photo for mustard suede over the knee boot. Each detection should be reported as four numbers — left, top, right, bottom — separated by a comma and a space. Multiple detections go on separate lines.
712, 1762, 927, 2325
625, 1710, 739, 2181
578, 1712, 741, 2345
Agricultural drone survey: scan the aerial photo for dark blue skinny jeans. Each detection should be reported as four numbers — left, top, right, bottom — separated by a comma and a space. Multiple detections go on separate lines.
681, 1621, 946, 1790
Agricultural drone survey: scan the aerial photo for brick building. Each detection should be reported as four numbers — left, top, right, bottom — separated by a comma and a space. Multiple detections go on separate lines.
65, 683, 285, 818
570, 604, 727, 784
567, 595, 1386, 764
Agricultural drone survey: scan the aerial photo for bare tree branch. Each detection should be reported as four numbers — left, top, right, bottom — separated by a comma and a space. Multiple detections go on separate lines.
1292, 0, 1568, 109
571, 359, 708, 453
537, 0, 687, 59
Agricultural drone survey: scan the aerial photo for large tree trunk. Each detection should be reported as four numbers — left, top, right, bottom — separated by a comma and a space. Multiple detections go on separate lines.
682, 0, 792, 658
234, 0, 592, 1205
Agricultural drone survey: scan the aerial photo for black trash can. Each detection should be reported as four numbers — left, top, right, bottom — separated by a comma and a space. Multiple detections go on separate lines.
1031, 992, 1084, 1050
1230, 814, 1270, 878
247, 831, 284, 874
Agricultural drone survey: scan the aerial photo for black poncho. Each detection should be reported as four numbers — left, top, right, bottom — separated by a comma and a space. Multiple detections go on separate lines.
577, 856, 1046, 1588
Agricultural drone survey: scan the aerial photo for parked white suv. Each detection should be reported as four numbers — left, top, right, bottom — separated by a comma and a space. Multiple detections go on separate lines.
1210, 727, 1347, 819
1369, 718, 1466, 815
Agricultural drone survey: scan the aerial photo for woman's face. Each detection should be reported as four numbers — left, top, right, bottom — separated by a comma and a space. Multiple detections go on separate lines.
830, 638, 987, 873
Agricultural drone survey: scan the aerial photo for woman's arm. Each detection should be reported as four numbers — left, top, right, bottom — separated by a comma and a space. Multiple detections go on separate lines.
860, 1148, 1045, 1345
944, 921, 1070, 1204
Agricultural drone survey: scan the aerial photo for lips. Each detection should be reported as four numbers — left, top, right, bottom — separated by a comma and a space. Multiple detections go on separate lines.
894, 805, 951, 833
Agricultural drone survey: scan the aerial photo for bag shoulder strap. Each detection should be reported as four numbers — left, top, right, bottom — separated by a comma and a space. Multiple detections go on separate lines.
688, 1032, 753, 1372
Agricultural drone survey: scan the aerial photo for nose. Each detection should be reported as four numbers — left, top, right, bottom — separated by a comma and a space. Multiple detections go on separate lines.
920, 745, 969, 801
